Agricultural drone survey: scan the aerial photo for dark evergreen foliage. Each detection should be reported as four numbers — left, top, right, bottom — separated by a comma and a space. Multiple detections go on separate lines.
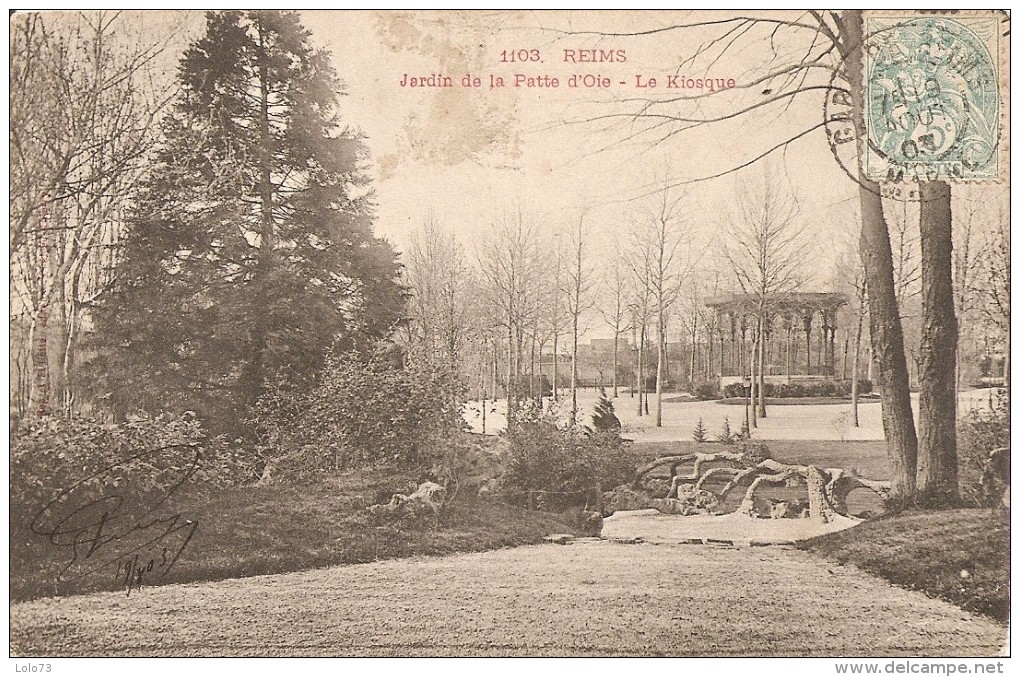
692, 417, 707, 443
84, 11, 405, 433
591, 387, 621, 432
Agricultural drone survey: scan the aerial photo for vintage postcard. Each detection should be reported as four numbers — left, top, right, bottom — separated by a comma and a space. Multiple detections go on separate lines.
8, 9, 1011, 664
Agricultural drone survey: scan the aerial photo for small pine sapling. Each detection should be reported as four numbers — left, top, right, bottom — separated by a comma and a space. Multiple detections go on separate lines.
716, 417, 734, 444
692, 417, 708, 443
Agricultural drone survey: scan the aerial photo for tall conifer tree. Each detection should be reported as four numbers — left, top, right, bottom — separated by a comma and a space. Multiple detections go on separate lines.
88, 11, 404, 431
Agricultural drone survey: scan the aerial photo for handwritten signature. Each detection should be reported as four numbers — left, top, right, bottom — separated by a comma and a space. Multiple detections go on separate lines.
31, 444, 202, 595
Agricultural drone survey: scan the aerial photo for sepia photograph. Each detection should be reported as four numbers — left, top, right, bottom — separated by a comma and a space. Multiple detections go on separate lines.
7, 9, 1012, 662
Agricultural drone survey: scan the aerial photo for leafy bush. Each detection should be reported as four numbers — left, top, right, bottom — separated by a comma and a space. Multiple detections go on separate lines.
734, 439, 772, 466
694, 381, 719, 400
501, 414, 632, 512
11, 414, 248, 526
722, 379, 871, 399
957, 391, 1010, 507
251, 351, 465, 481
722, 382, 746, 399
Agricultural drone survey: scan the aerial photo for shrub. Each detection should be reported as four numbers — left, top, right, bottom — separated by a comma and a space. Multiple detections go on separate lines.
11, 414, 248, 529
722, 382, 746, 399
815, 380, 837, 397
694, 381, 720, 400
957, 391, 1010, 507
513, 374, 552, 398
722, 379, 871, 399
734, 439, 772, 466
501, 415, 632, 512
251, 350, 465, 481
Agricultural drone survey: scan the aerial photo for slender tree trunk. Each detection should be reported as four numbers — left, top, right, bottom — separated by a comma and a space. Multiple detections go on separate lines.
612, 330, 619, 398
507, 323, 516, 429
786, 323, 793, 377
851, 308, 864, 427
689, 330, 697, 383
571, 312, 579, 425
749, 330, 758, 428
916, 180, 959, 507
530, 330, 537, 402
636, 327, 644, 416
804, 317, 813, 375
552, 331, 559, 401
757, 314, 767, 418
845, 11, 919, 503
1004, 327, 1011, 398
656, 313, 665, 427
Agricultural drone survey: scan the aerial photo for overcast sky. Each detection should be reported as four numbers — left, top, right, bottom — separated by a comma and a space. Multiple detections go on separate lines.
79, 10, 1008, 337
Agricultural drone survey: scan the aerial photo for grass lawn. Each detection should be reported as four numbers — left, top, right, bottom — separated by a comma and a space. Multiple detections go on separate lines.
799, 509, 1010, 623
10, 467, 574, 602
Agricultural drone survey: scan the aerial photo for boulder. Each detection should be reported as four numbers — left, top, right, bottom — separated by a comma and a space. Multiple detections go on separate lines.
579, 510, 604, 537
602, 483, 718, 517
643, 477, 672, 498
602, 485, 654, 514
368, 481, 448, 526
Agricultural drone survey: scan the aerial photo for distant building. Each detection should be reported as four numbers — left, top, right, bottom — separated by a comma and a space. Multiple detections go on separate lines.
538, 337, 637, 388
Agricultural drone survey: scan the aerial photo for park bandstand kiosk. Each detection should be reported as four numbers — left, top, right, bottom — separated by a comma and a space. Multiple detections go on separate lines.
704, 292, 850, 389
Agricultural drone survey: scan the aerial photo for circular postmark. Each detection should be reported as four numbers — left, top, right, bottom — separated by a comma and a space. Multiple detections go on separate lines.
821, 14, 1001, 202
863, 17, 999, 183
822, 47, 923, 203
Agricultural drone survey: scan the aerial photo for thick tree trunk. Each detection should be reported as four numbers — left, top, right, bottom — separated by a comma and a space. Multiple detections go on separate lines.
844, 11, 918, 503
31, 306, 50, 416
916, 180, 959, 506
244, 23, 276, 409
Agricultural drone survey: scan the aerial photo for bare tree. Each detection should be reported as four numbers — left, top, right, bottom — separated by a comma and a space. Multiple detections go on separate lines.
835, 231, 868, 427
9, 11, 176, 417
477, 207, 542, 429
404, 215, 475, 366
643, 187, 699, 427
556, 9, 979, 503
626, 236, 655, 417
599, 246, 632, 399
722, 165, 813, 425
562, 212, 595, 424
977, 203, 1010, 393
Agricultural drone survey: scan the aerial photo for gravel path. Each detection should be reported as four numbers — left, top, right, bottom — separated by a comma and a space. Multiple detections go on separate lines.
11, 541, 1006, 657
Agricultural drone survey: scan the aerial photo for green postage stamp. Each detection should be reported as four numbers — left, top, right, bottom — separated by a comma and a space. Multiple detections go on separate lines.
863, 13, 1005, 182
